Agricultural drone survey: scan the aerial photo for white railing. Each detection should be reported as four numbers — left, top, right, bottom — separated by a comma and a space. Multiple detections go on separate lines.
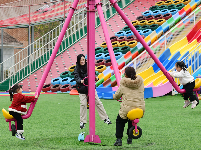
0, 1, 75, 22
120, 5, 201, 77
182, 44, 201, 75
0, 0, 133, 87
0, 7, 87, 82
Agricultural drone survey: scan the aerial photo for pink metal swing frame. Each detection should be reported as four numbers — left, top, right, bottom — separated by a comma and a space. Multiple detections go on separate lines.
5, 0, 200, 144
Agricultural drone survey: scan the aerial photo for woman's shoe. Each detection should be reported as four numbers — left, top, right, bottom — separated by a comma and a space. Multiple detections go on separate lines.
104, 117, 112, 125
80, 122, 86, 129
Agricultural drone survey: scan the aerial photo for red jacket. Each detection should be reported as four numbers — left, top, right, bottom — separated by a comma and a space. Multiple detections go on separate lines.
8, 93, 35, 114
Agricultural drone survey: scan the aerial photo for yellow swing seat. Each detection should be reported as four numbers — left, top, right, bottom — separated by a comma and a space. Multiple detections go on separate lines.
194, 78, 201, 89
127, 108, 143, 121
2, 108, 14, 119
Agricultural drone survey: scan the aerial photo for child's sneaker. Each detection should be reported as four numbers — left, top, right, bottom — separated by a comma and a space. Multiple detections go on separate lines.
80, 122, 86, 129
16, 133, 25, 140
104, 117, 112, 125
183, 100, 191, 108
191, 100, 198, 109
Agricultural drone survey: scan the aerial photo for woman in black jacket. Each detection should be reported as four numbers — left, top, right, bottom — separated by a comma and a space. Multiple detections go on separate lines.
74, 54, 112, 129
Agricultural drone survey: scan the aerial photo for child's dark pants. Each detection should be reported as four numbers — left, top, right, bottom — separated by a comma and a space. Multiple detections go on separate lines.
9, 111, 23, 130
183, 81, 196, 102
115, 114, 132, 138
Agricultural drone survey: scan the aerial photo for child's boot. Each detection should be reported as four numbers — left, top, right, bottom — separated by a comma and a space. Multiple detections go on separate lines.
191, 100, 198, 109
183, 100, 191, 108
16, 130, 25, 140
114, 138, 122, 146
127, 137, 132, 144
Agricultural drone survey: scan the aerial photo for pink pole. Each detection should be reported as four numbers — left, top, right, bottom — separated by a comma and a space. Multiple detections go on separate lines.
7, 0, 80, 121
95, 0, 120, 86
84, 0, 101, 143
109, 0, 185, 93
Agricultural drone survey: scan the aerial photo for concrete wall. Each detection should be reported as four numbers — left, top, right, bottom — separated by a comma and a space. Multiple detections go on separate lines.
3, 46, 14, 71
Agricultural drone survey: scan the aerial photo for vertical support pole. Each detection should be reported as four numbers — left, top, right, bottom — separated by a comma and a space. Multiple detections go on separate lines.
0, 29, 3, 82
31, 26, 34, 53
64, 0, 65, 19
28, 26, 30, 63
84, 0, 101, 143
28, 5, 31, 63
60, 20, 64, 25
29, 5, 31, 25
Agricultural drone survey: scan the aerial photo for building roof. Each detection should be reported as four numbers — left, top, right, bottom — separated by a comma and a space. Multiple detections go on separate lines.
0, 30, 23, 47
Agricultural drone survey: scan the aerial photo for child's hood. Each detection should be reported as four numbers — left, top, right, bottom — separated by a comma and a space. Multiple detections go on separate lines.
120, 75, 143, 88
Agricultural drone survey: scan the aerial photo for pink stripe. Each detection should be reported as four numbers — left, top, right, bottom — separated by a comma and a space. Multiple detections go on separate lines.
145, 82, 154, 87
152, 81, 172, 97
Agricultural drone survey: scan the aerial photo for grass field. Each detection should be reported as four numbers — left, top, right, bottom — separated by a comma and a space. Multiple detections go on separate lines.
1, 93, 201, 150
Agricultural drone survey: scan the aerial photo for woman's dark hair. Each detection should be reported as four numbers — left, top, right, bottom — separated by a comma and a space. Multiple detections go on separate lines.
76, 54, 87, 73
125, 66, 136, 80
9, 84, 22, 101
175, 61, 187, 72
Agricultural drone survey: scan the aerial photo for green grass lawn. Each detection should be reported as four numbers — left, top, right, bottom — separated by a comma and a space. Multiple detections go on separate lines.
1, 94, 201, 149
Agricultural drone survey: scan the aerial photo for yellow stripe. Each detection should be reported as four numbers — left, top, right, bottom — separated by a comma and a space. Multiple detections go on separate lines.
137, 66, 154, 80
162, 78, 168, 84
191, 3, 197, 11
153, 74, 167, 86
103, 73, 111, 81
144, 70, 163, 86
183, 3, 191, 11
178, 42, 198, 60
169, 39, 197, 60
144, 36, 151, 43
98, 73, 104, 80
169, 37, 188, 54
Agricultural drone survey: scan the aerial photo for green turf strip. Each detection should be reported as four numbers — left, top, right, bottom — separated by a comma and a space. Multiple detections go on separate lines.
1, 94, 201, 149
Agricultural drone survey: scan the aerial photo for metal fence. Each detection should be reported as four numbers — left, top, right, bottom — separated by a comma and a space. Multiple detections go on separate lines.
0, 0, 86, 25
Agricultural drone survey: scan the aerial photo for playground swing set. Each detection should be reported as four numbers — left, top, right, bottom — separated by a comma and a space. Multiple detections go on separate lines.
2, 0, 201, 144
